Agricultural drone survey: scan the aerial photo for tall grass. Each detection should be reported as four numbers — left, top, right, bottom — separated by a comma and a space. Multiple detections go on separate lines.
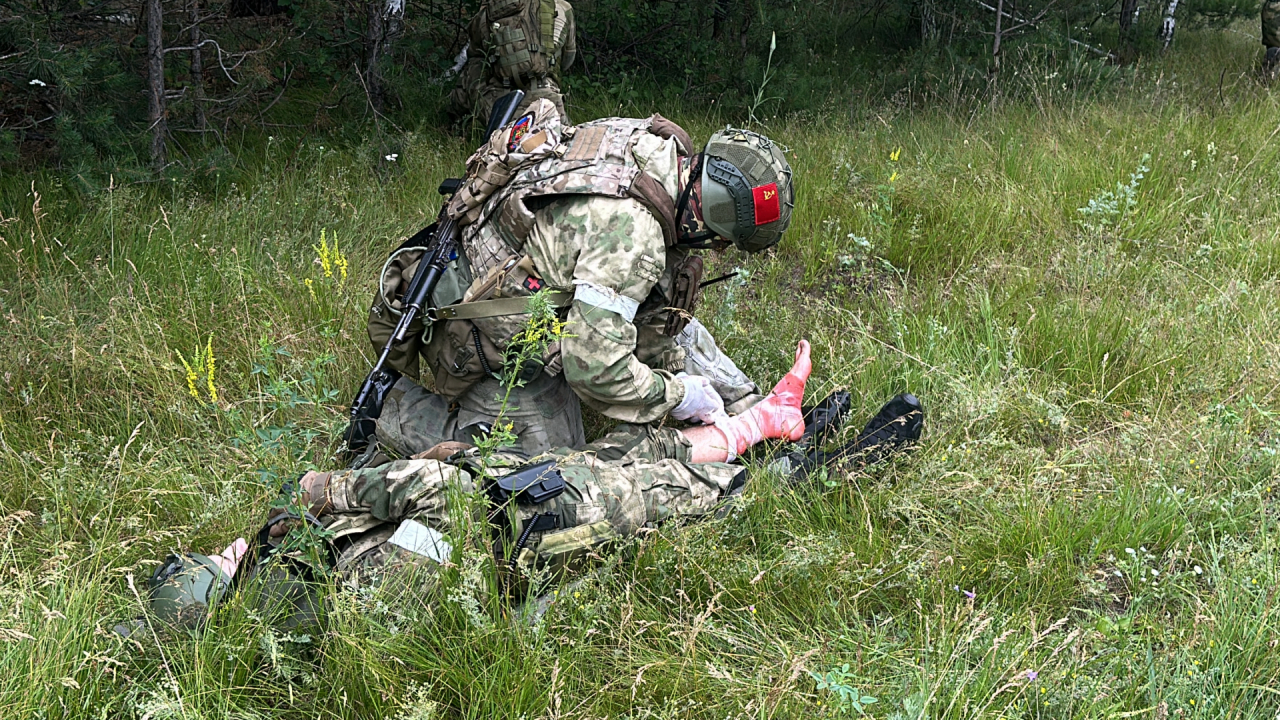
3, 26, 1280, 719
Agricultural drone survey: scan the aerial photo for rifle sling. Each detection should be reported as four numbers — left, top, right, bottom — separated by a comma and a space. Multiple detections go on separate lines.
433, 291, 572, 321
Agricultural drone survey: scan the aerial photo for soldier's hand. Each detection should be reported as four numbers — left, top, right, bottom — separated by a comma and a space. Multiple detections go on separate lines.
672, 373, 729, 425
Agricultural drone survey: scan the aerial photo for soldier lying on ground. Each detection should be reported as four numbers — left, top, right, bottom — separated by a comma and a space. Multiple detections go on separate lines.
139, 341, 924, 630
354, 99, 793, 461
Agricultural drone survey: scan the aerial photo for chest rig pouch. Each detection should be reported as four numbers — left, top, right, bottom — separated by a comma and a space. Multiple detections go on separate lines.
664, 254, 703, 337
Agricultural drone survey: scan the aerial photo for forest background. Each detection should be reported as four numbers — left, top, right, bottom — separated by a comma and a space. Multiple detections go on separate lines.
5, 1, 1280, 718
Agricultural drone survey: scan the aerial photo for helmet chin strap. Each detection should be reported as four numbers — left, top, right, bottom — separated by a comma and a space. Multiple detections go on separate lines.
675, 152, 720, 247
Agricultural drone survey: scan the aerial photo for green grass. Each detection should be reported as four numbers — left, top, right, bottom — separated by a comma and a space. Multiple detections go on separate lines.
5, 27, 1280, 719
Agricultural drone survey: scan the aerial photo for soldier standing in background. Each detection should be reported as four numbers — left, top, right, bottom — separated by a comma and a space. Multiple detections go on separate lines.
449, 0, 577, 125
1263, 0, 1280, 78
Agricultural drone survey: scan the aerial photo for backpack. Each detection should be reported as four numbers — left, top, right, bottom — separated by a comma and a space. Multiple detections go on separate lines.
470, 0, 564, 87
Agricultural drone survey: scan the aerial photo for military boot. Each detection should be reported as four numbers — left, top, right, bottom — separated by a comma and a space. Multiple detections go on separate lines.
777, 392, 925, 485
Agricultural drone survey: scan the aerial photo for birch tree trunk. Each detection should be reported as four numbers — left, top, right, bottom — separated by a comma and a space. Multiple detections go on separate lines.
146, 0, 167, 170
1158, 0, 1179, 48
364, 0, 405, 112
921, 0, 938, 43
188, 0, 207, 132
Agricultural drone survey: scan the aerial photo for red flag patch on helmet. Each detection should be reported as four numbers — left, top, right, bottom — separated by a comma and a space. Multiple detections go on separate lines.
752, 183, 781, 225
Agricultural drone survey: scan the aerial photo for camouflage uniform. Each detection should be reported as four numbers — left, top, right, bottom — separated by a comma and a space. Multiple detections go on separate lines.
449, 0, 577, 124
371, 106, 760, 459
1265, 0, 1280, 50
314, 423, 738, 584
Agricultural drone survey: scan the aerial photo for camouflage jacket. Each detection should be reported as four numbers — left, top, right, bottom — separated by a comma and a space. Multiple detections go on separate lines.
449, 108, 696, 424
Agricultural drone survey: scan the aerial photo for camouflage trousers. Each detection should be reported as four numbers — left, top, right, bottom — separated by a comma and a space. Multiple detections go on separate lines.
374, 317, 759, 459
1266, 0, 1280, 48
374, 369, 586, 459
330, 423, 734, 571
448, 58, 570, 126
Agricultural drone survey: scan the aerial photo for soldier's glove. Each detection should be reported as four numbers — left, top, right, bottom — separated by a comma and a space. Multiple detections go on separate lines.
672, 373, 728, 425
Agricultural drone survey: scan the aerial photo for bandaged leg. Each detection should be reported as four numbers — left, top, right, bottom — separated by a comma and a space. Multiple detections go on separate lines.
683, 340, 811, 463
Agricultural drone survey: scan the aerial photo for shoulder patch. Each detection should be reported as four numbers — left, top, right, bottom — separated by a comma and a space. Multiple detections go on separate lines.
563, 125, 607, 162
507, 113, 534, 153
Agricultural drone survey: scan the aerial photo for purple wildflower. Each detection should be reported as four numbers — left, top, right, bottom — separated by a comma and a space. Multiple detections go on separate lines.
1026, 670, 1038, 681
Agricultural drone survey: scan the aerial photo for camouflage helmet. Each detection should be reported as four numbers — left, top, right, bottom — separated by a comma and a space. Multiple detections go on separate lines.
147, 553, 232, 628
699, 127, 794, 253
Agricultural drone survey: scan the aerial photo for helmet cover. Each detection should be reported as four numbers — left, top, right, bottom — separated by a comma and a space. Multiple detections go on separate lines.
147, 553, 231, 628
699, 128, 794, 252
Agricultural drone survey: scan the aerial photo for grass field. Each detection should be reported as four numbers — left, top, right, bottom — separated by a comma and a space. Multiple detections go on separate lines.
4, 27, 1280, 719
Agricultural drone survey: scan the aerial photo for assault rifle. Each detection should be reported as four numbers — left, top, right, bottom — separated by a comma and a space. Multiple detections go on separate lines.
345, 90, 526, 455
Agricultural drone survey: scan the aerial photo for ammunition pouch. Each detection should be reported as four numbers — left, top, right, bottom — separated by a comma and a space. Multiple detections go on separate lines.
485, 459, 566, 507
422, 317, 503, 401
663, 254, 703, 337
421, 254, 569, 403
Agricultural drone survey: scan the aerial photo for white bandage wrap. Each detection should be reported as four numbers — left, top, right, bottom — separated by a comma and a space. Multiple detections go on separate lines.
388, 519, 453, 564
572, 280, 640, 322
672, 372, 727, 424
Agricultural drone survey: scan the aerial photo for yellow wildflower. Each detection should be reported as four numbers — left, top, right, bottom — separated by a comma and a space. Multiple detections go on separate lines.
889, 171, 899, 183
890, 147, 902, 162
205, 335, 217, 403
316, 228, 334, 278
176, 349, 199, 399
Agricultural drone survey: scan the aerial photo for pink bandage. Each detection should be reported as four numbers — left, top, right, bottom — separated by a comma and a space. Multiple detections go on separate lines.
713, 340, 811, 458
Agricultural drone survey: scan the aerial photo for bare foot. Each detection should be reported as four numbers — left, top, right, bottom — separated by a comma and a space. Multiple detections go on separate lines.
712, 340, 812, 456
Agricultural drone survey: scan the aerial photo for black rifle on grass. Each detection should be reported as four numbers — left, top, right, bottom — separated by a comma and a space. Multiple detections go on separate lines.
345, 91, 526, 455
